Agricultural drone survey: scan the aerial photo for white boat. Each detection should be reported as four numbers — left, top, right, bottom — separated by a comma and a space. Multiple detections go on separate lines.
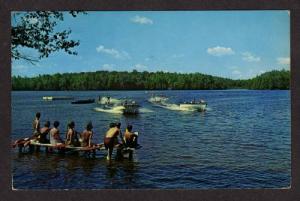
148, 95, 168, 104
94, 100, 140, 115
97, 96, 121, 105
179, 100, 207, 111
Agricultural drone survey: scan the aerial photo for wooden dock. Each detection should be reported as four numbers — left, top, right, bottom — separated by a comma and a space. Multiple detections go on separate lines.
13, 139, 138, 159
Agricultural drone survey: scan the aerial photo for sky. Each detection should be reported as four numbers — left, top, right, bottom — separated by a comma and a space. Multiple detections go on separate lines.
12, 11, 290, 79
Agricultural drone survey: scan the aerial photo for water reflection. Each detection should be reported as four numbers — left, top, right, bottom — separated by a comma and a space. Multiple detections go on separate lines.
14, 152, 139, 189
105, 160, 139, 188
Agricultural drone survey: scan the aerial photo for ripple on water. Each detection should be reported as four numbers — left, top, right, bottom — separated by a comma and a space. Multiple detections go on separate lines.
12, 90, 291, 189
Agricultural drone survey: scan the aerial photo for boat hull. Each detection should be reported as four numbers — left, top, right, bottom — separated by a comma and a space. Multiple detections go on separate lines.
43, 96, 74, 101
148, 96, 168, 103
123, 104, 139, 114
71, 99, 95, 104
179, 103, 207, 111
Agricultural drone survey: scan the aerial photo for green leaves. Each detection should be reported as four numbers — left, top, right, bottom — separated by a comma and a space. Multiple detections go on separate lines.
247, 69, 290, 90
11, 11, 83, 63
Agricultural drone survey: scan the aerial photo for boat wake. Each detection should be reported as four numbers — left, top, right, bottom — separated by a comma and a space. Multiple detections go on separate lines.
155, 103, 196, 112
94, 106, 154, 114
139, 108, 154, 113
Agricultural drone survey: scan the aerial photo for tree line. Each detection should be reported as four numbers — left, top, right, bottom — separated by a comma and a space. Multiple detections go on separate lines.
12, 69, 290, 90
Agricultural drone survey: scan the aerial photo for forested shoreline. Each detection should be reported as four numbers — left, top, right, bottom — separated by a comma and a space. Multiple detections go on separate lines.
12, 69, 290, 90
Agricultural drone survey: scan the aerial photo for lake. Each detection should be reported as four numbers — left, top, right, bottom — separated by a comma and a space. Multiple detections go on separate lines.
11, 90, 291, 189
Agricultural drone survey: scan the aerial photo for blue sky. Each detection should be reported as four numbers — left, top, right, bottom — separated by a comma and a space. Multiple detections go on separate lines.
12, 11, 290, 79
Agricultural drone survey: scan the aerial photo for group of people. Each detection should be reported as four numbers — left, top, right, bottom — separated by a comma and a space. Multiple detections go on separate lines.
29, 112, 139, 160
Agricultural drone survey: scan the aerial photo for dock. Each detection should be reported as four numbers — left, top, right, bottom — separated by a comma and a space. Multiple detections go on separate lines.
42, 96, 74, 101
14, 139, 137, 159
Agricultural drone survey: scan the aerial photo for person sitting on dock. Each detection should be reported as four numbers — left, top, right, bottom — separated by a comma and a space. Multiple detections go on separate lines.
66, 121, 80, 147
80, 121, 93, 147
104, 122, 122, 160
12, 116, 45, 148
32, 112, 41, 137
38, 121, 51, 143
123, 125, 139, 148
49, 121, 64, 146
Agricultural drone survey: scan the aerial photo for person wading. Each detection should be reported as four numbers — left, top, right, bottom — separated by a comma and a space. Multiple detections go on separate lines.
104, 122, 122, 160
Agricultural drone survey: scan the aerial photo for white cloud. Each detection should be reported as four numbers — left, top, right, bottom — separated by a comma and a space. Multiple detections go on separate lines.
277, 57, 290, 65
132, 64, 148, 71
96, 45, 130, 59
131, 15, 153, 25
232, 70, 241, 75
101, 64, 115, 71
207, 46, 235, 56
242, 52, 261, 62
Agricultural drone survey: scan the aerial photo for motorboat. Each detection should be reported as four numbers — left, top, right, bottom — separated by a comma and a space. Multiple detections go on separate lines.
121, 100, 140, 114
43, 96, 74, 101
71, 99, 95, 104
94, 99, 140, 115
97, 96, 121, 105
179, 99, 207, 111
148, 94, 168, 104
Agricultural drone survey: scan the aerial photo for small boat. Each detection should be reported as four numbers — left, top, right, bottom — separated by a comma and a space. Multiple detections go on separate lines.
71, 99, 95, 104
148, 94, 168, 104
95, 99, 140, 114
97, 96, 121, 105
43, 96, 74, 101
122, 100, 140, 114
179, 99, 207, 111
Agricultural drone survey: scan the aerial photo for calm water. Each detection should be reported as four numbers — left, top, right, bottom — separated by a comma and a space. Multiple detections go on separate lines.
11, 90, 291, 189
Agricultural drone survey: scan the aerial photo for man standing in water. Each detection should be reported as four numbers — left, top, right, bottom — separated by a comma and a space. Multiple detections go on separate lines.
104, 122, 122, 160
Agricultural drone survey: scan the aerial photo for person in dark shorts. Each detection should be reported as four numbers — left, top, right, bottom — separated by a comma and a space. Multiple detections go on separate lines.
123, 125, 139, 148
104, 122, 121, 160
38, 121, 51, 143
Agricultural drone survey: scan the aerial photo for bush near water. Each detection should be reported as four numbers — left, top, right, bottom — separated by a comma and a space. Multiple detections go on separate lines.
12, 69, 290, 90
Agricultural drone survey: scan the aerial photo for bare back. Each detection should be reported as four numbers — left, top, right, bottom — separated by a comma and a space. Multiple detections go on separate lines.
105, 127, 119, 138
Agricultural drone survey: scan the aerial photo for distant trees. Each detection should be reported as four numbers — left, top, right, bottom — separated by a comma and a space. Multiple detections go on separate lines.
246, 69, 290, 89
11, 69, 290, 91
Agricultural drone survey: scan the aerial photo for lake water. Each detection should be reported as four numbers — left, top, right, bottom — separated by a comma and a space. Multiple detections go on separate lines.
11, 90, 291, 189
